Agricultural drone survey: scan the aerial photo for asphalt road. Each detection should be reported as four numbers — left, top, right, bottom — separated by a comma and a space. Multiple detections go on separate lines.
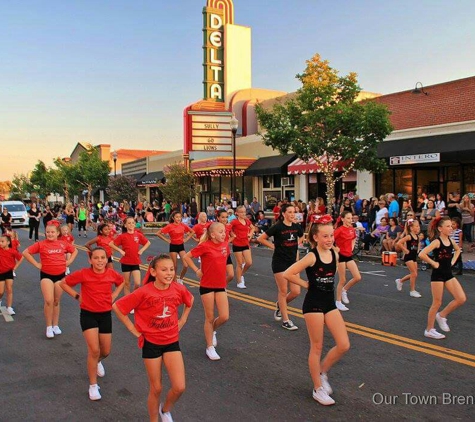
1, 227, 474, 421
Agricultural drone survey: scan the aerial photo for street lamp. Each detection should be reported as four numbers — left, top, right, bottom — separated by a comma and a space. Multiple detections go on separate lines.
229, 114, 239, 204
112, 150, 118, 177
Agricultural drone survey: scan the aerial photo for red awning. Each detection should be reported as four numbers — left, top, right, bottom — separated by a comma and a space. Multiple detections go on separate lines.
287, 157, 350, 175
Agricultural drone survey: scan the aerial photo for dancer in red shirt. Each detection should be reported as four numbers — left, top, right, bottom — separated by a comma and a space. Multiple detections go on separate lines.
59, 224, 75, 275
113, 254, 193, 422
333, 211, 362, 312
230, 206, 255, 289
60, 247, 124, 400
156, 212, 193, 284
217, 210, 235, 283
23, 220, 78, 338
109, 217, 150, 297
184, 222, 229, 361
85, 223, 116, 269
191, 212, 211, 241
0, 235, 24, 315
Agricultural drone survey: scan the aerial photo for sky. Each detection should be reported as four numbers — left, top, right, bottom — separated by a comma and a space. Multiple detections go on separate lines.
1, 0, 475, 181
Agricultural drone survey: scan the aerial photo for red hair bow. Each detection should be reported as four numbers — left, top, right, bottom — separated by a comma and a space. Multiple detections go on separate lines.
310, 214, 333, 224
47, 220, 60, 228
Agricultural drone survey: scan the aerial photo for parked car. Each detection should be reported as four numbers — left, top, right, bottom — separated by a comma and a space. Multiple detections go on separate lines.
0, 201, 29, 227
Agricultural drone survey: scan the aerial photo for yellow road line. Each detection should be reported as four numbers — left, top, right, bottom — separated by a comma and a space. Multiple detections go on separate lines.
74, 246, 475, 367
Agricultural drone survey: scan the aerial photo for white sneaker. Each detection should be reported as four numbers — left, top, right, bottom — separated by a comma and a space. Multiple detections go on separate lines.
7, 307, 15, 315
341, 289, 349, 304
236, 282, 246, 289
312, 386, 335, 405
410, 290, 422, 298
46, 326, 54, 338
240, 275, 245, 283
97, 361, 105, 377
89, 384, 101, 401
320, 373, 333, 395
335, 301, 349, 311
65, 267, 70, 275
212, 331, 217, 347
436, 313, 450, 332
206, 346, 221, 361
395, 278, 403, 291
424, 328, 446, 339
176, 278, 184, 285
52, 326, 62, 335
159, 403, 174, 422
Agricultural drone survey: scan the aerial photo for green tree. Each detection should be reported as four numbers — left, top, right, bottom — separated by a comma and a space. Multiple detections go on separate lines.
256, 54, 393, 210
106, 175, 139, 203
9, 173, 33, 200
160, 163, 195, 207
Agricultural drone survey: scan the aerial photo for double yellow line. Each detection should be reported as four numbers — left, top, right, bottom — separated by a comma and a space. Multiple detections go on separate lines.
75, 245, 475, 368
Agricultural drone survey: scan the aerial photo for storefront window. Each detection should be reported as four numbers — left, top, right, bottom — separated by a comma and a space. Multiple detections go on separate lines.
242, 176, 253, 203
463, 165, 475, 195
416, 169, 438, 196
263, 191, 281, 211
394, 169, 413, 197
379, 169, 394, 195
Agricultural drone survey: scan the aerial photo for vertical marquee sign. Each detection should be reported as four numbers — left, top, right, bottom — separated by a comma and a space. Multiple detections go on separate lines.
202, 0, 234, 103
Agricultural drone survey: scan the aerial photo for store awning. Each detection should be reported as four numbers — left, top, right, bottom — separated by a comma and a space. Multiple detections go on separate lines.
287, 157, 349, 175
125, 173, 145, 181
378, 131, 475, 160
137, 171, 165, 187
244, 154, 296, 176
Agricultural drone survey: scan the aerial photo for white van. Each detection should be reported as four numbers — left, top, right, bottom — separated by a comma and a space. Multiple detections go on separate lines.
0, 201, 29, 227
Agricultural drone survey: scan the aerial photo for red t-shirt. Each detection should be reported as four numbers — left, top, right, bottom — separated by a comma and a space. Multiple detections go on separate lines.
224, 223, 232, 243
192, 222, 211, 240
190, 240, 229, 288
334, 225, 356, 257
231, 218, 252, 247
0, 248, 22, 273
113, 231, 148, 265
115, 282, 193, 345
96, 234, 115, 258
65, 268, 123, 312
27, 240, 76, 275
161, 223, 191, 245
10, 239, 20, 250
273, 205, 281, 221
59, 234, 74, 244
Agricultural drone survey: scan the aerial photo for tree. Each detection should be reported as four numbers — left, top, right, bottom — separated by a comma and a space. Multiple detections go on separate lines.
106, 175, 139, 203
9, 173, 33, 200
255, 53, 393, 210
160, 163, 195, 207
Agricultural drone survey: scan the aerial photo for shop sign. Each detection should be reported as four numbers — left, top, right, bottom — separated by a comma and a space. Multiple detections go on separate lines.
390, 153, 440, 165
190, 111, 233, 152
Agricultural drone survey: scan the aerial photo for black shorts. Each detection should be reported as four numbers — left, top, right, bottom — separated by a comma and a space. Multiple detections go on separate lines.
302, 291, 337, 314
338, 254, 353, 263
199, 287, 226, 295
142, 339, 181, 359
80, 309, 112, 333
226, 255, 233, 266
233, 244, 250, 253
40, 271, 66, 283
169, 243, 185, 253
66, 215, 75, 224
431, 270, 454, 282
403, 253, 418, 263
121, 264, 140, 273
108, 256, 113, 263
271, 260, 295, 274
0, 270, 14, 281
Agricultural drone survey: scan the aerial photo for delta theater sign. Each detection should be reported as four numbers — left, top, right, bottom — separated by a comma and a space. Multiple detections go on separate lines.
203, 10, 224, 102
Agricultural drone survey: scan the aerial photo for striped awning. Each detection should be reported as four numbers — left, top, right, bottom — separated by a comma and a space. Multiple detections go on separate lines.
287, 157, 350, 175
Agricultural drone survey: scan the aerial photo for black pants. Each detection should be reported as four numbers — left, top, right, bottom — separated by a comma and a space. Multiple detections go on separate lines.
78, 219, 87, 232
29, 220, 40, 241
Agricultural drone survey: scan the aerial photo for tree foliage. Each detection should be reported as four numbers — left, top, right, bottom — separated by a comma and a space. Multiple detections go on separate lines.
0, 181, 12, 199
9, 174, 33, 200
255, 53, 393, 208
160, 163, 195, 206
106, 175, 139, 203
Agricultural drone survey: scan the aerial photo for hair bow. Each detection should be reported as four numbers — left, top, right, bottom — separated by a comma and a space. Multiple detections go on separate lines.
310, 214, 333, 224
47, 220, 60, 228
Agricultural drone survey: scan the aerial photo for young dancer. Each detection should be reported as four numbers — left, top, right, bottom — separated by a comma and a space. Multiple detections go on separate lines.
156, 212, 193, 284
60, 247, 124, 400
76, 202, 89, 238
183, 222, 229, 360
59, 224, 75, 275
284, 215, 350, 406
419, 217, 466, 340
257, 203, 303, 330
0, 235, 24, 315
23, 220, 78, 338
333, 211, 362, 312
85, 223, 116, 269
230, 205, 255, 289
109, 217, 150, 298
395, 219, 422, 297
113, 254, 193, 422
191, 212, 211, 242
217, 210, 235, 283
